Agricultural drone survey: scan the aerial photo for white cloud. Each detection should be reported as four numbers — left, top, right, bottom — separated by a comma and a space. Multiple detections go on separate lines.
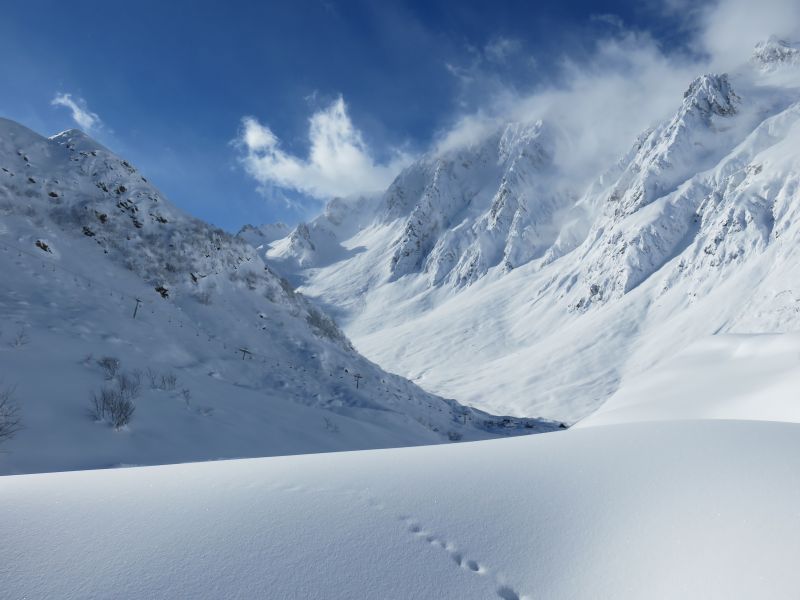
50, 93, 101, 131
444, 62, 475, 85
590, 13, 625, 29
484, 36, 522, 63
699, 0, 800, 69
241, 0, 798, 208
435, 0, 800, 192
238, 96, 411, 201
434, 30, 701, 191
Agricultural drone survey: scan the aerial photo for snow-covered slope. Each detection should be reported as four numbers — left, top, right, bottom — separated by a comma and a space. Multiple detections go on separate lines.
264, 121, 571, 288
579, 332, 800, 427
0, 118, 558, 475
237, 221, 291, 245
752, 36, 800, 72
259, 41, 800, 423
5, 419, 800, 599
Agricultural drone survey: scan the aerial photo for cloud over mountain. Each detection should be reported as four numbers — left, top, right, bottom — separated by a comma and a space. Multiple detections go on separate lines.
238, 97, 411, 201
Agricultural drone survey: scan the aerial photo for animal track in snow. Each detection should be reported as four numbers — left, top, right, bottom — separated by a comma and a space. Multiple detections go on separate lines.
270, 485, 527, 599
399, 516, 527, 599
497, 585, 521, 600
401, 516, 487, 574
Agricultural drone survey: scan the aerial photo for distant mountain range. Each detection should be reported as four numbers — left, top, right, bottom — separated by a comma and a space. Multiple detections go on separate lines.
255, 38, 800, 422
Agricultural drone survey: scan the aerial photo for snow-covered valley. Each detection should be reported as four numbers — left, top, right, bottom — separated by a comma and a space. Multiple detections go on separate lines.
5, 18, 800, 599
0, 118, 557, 475
262, 38, 800, 423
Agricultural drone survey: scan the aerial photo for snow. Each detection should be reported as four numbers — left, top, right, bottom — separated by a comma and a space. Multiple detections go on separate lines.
5, 38, 800, 600
0, 118, 557, 475
752, 36, 800, 71
4, 419, 800, 599
237, 222, 291, 245
579, 333, 800, 427
260, 45, 800, 423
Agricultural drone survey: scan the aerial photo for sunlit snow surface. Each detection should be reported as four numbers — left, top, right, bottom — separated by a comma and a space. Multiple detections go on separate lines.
264, 49, 800, 423
6, 40, 800, 599
580, 332, 800, 426
4, 420, 800, 599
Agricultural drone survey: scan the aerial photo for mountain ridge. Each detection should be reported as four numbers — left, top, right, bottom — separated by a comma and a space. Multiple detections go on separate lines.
0, 117, 558, 475
257, 40, 800, 421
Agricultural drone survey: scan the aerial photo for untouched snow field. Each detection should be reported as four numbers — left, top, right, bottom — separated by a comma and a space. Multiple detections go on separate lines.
4, 419, 800, 599
581, 332, 800, 427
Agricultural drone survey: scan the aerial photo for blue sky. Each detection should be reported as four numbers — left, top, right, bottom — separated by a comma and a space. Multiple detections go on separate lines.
0, 0, 776, 231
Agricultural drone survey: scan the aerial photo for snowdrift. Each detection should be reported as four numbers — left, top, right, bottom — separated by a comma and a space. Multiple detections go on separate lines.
3, 419, 800, 599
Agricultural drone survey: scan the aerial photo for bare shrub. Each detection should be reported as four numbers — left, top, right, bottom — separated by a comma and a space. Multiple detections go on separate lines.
145, 367, 159, 389
90, 385, 135, 429
107, 390, 135, 429
117, 372, 141, 400
323, 417, 339, 433
11, 328, 28, 348
0, 384, 22, 442
145, 368, 177, 391
90, 387, 115, 422
160, 372, 177, 391
90, 369, 140, 429
96, 356, 120, 380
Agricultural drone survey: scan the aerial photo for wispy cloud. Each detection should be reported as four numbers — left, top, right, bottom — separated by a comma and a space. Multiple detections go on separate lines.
237, 96, 411, 201
484, 36, 522, 63
239, 0, 800, 209
699, 0, 800, 69
435, 0, 800, 191
590, 13, 625, 29
435, 29, 700, 188
50, 93, 101, 131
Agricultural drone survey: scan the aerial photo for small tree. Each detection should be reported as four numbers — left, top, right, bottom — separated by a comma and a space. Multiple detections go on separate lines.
108, 393, 135, 429
117, 371, 141, 400
160, 372, 177, 391
11, 328, 28, 348
0, 384, 22, 442
90, 371, 139, 429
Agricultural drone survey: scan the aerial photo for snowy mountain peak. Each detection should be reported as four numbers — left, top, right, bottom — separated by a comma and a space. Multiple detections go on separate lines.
681, 73, 739, 117
752, 36, 800, 70
497, 119, 551, 163
599, 73, 741, 219
50, 127, 91, 141
382, 119, 560, 283
261, 59, 800, 423
237, 222, 291, 246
